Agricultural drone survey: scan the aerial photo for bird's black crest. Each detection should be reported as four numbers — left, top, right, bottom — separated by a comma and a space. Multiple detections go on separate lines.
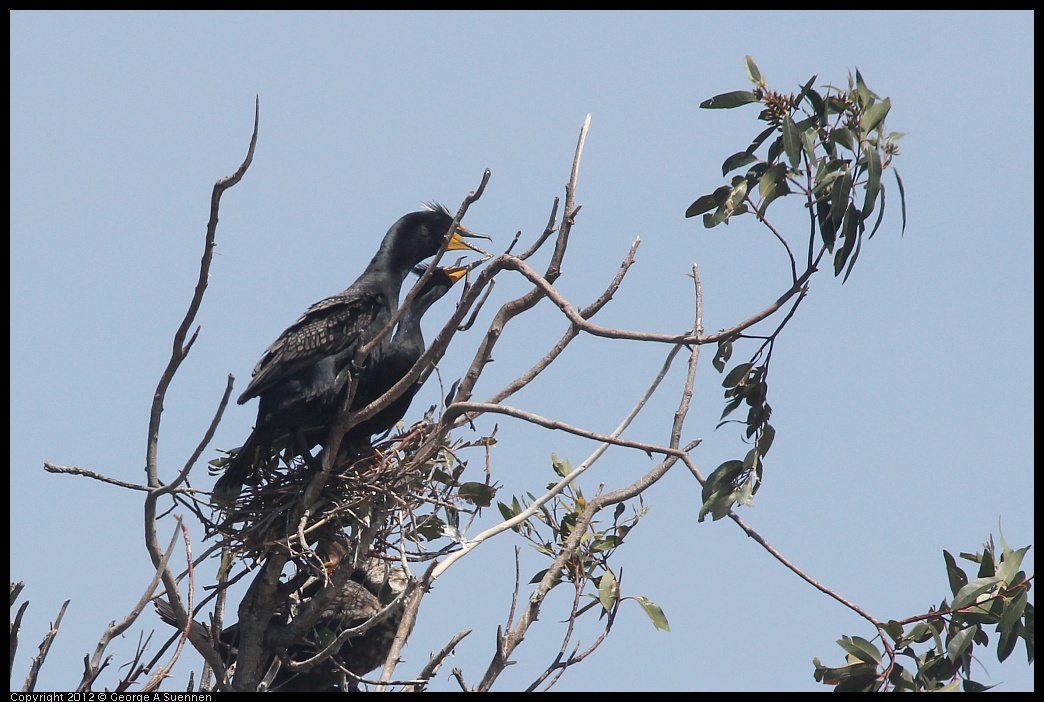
422, 201, 452, 217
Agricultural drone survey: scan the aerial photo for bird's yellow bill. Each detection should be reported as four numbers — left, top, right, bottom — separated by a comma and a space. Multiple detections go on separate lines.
441, 265, 470, 285
448, 224, 491, 253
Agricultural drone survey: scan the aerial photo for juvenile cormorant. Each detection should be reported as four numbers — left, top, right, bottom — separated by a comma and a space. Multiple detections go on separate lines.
153, 550, 408, 690
345, 263, 469, 452
213, 204, 484, 503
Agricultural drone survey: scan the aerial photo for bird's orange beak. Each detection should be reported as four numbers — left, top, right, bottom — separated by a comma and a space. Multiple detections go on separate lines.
447, 223, 491, 254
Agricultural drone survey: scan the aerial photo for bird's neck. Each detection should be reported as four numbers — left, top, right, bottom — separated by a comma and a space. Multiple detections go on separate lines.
367, 235, 421, 279
357, 255, 412, 290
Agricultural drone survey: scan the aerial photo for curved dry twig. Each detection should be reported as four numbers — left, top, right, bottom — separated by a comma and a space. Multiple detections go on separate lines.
142, 99, 259, 690
41, 462, 197, 494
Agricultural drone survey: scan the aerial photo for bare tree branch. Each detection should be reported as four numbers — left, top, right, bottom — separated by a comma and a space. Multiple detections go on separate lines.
486, 237, 640, 406
401, 627, 473, 692
76, 520, 183, 691
10, 582, 27, 682
42, 462, 197, 494
22, 599, 68, 693
141, 99, 259, 690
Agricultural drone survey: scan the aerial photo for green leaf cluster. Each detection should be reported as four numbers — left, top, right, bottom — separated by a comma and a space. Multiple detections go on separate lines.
814, 533, 1033, 691
688, 57, 906, 283
700, 338, 775, 522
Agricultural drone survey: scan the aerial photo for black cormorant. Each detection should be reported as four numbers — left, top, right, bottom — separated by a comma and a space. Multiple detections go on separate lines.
213, 204, 484, 503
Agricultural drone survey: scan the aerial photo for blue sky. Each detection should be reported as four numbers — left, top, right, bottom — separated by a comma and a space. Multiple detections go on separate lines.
10, 11, 1033, 692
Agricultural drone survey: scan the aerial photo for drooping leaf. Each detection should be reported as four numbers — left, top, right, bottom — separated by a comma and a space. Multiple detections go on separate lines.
866, 182, 886, 240
742, 161, 770, 188
800, 128, 818, 164
718, 395, 743, 422
757, 178, 791, 218
840, 216, 864, 284
976, 546, 997, 578
812, 165, 842, 193
782, 113, 801, 168
833, 203, 858, 277
828, 169, 852, 230
892, 170, 907, 236
996, 619, 1021, 663
757, 423, 775, 456
862, 146, 881, 217
697, 488, 738, 522
633, 595, 671, 631
998, 589, 1028, 645
723, 362, 753, 388
946, 625, 977, 663
817, 199, 837, 251
598, 569, 619, 614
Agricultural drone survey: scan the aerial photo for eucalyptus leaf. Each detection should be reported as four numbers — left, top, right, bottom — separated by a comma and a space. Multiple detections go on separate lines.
722, 151, 758, 177
701, 90, 760, 109
633, 595, 671, 632
685, 192, 719, 218
946, 626, 976, 663
952, 576, 1004, 610
862, 146, 881, 217
744, 55, 763, 86
861, 97, 891, 133
598, 569, 619, 613
782, 114, 800, 168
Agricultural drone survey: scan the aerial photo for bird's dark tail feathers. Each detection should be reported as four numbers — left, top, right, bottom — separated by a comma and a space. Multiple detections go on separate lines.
153, 598, 213, 642
211, 427, 267, 506
212, 424, 330, 505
